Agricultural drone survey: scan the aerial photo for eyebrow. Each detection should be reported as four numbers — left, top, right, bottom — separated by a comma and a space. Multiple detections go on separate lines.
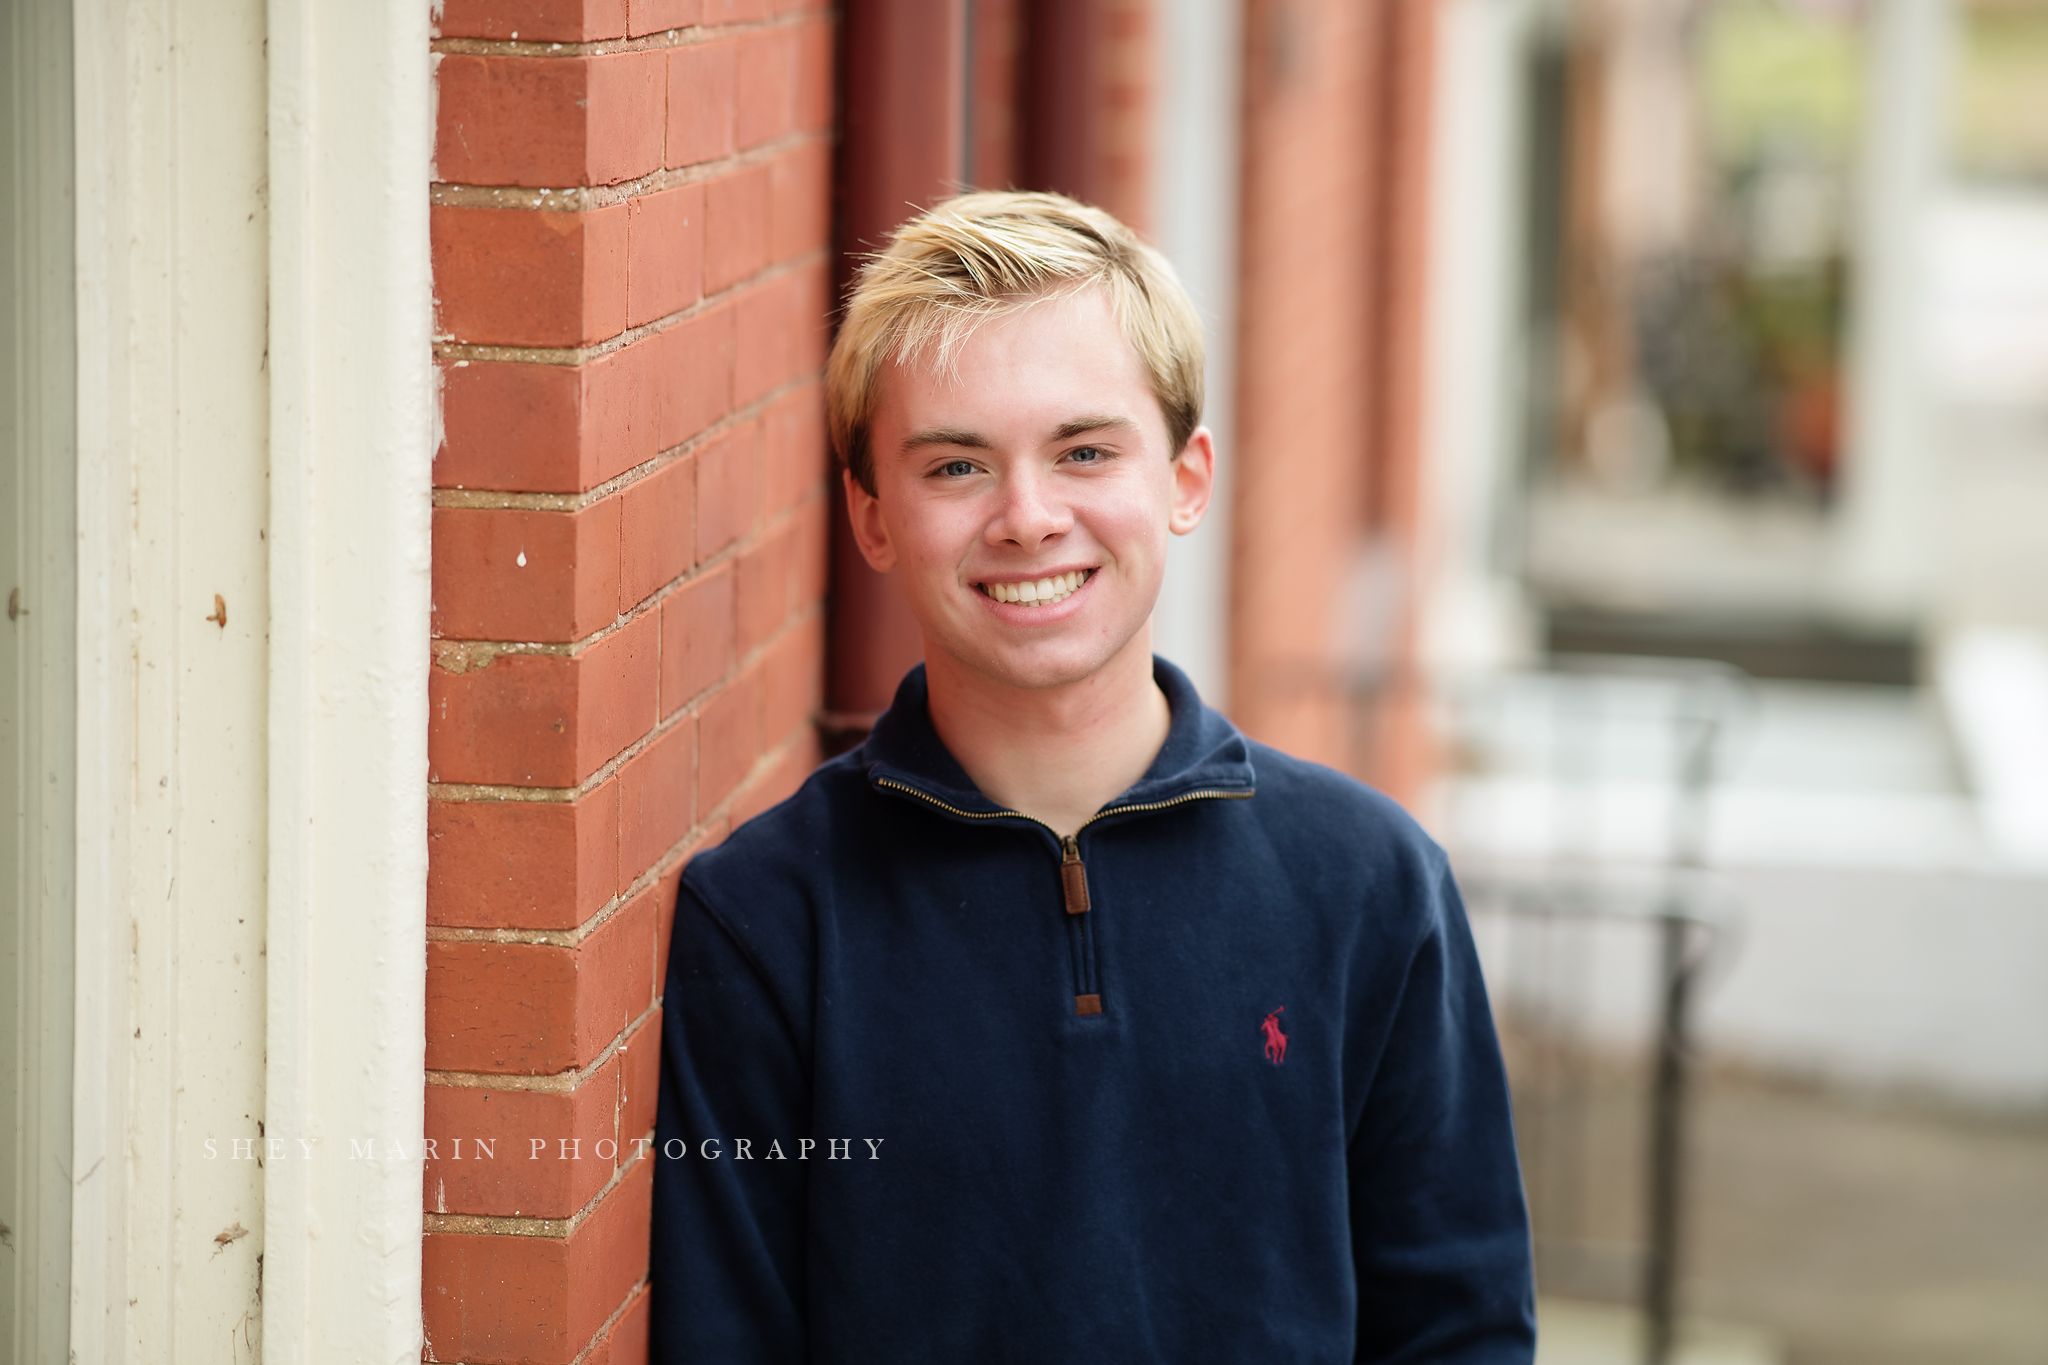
901, 426, 993, 451
1050, 414, 1135, 441
899, 413, 1137, 453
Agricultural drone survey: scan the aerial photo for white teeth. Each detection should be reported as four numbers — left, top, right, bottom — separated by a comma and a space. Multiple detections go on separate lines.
985, 570, 1088, 606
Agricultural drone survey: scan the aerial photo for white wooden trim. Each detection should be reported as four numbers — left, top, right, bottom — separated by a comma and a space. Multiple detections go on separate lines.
263, 1, 433, 1360
70, 1, 142, 1353
4, 2, 79, 1358
1417, 0, 1542, 683
1834, 0, 1953, 621
1150, 0, 1242, 708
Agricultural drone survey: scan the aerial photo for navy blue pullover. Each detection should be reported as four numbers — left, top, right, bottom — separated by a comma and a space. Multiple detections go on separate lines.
652, 660, 1533, 1363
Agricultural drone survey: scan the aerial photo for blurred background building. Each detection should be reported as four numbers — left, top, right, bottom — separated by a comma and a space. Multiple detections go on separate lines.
835, 5, 2048, 1348
1421, 1, 2048, 1361
4, 0, 2045, 1361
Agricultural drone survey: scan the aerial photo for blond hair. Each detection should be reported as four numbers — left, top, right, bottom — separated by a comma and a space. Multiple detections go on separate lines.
827, 190, 1205, 494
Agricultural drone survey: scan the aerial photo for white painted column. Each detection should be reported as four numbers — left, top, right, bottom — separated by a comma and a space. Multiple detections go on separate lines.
67, 1, 136, 1354
1833, 0, 1954, 623
70, 2, 431, 1360
73, 3, 275, 1358
264, 1, 433, 1361
3, 2, 79, 1359
1150, 0, 1243, 708
1419, 0, 1542, 682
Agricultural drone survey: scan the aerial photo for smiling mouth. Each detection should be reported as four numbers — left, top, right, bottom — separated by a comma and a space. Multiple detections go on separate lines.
977, 569, 1094, 607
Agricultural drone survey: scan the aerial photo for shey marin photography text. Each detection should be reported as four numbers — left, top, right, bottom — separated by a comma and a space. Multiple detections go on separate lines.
200, 1136, 885, 1162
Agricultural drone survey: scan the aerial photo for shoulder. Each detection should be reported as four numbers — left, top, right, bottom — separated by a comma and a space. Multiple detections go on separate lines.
681, 748, 871, 923
1244, 742, 1442, 856
1238, 740, 1453, 925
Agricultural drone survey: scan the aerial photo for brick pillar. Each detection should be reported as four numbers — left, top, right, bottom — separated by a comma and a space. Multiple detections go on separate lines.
1019, 0, 1156, 234
1231, 0, 1438, 806
824, 0, 966, 723
1355, 0, 1440, 806
422, 4, 834, 1361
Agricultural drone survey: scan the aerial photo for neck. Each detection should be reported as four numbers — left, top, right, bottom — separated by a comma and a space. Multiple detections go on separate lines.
923, 630, 1171, 839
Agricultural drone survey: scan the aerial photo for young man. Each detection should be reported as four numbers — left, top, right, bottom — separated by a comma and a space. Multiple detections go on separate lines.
652, 191, 1534, 1362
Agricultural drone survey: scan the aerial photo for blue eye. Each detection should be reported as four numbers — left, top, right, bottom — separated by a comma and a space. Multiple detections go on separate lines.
940, 460, 977, 477
1067, 446, 1104, 464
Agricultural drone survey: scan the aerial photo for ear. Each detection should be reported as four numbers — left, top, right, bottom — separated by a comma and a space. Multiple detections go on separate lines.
1168, 427, 1216, 536
844, 468, 898, 572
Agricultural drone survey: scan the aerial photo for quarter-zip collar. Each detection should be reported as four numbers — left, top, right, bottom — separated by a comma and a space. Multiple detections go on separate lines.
861, 657, 1256, 828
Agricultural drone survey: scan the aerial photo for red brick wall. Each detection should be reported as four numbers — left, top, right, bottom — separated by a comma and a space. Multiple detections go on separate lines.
423, 4, 834, 1360
1231, 0, 1438, 806
1018, 0, 1155, 233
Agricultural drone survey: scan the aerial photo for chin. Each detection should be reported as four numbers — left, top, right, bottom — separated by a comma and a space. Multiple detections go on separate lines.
978, 654, 1110, 691
961, 627, 1149, 693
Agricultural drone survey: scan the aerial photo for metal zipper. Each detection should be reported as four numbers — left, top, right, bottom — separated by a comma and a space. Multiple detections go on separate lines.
875, 778, 1253, 1015
873, 778, 1252, 836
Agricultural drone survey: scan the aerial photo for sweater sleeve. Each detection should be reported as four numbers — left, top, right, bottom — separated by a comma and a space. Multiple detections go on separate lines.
650, 882, 812, 1364
1348, 864, 1536, 1364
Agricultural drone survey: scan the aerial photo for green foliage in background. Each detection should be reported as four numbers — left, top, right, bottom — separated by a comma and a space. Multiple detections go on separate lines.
1701, 0, 1863, 167
1953, 1, 2048, 184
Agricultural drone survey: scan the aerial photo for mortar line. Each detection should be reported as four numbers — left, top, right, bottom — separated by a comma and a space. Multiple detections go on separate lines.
429, 486, 826, 668
432, 247, 832, 366
429, 597, 826, 806
427, 1001, 663, 1095
422, 1143, 645, 1240
427, 483, 811, 667
431, 10, 826, 59
432, 369, 824, 510
431, 129, 832, 211
567, 1282, 648, 1365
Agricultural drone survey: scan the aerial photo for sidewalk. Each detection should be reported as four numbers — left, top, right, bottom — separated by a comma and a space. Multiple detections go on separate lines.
1521, 1067, 2048, 1365
1537, 1299, 1779, 1365
1682, 1069, 2048, 1365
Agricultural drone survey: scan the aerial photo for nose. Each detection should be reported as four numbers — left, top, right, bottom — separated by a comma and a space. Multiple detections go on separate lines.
985, 463, 1071, 552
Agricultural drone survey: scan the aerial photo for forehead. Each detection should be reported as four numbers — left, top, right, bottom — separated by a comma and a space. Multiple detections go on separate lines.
874, 288, 1161, 441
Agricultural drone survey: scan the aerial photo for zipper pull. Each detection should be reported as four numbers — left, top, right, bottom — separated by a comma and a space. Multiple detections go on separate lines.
1060, 835, 1090, 916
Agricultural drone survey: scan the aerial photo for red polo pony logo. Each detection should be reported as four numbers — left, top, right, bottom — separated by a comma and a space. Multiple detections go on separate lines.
1262, 1008, 1288, 1066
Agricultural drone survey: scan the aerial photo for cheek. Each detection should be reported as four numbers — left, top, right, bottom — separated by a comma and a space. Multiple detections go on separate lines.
885, 495, 982, 578
1094, 485, 1173, 572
